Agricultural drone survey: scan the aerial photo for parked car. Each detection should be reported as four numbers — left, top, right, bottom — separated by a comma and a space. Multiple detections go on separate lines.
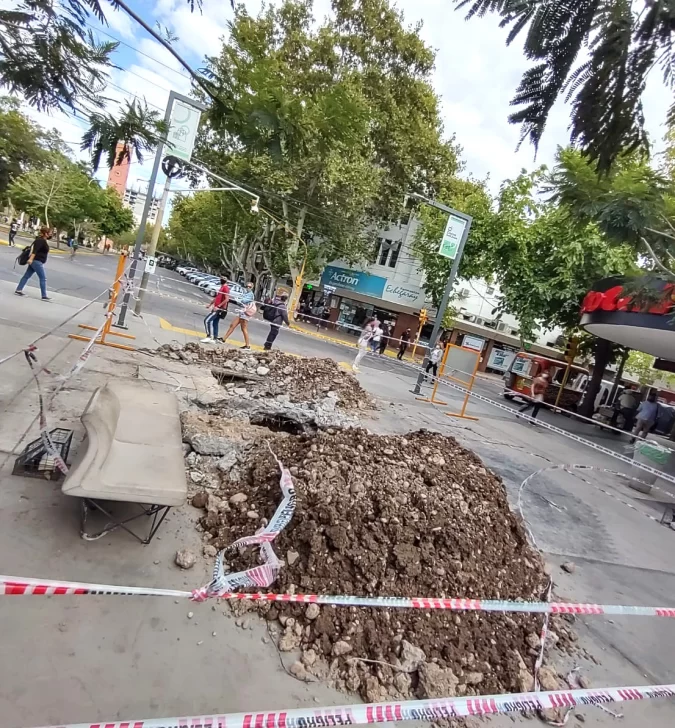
177, 265, 197, 276
187, 272, 209, 283
198, 276, 220, 290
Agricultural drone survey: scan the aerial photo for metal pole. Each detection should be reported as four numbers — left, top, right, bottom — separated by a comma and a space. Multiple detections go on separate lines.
411, 204, 472, 395
116, 91, 177, 328
134, 175, 171, 315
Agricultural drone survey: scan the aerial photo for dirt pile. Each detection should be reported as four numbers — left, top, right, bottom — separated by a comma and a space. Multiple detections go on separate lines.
192, 427, 576, 703
155, 342, 373, 411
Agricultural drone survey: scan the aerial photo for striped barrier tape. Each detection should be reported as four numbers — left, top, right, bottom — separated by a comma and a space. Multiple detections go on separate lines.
192, 450, 296, 601
3, 574, 675, 617
26, 682, 675, 728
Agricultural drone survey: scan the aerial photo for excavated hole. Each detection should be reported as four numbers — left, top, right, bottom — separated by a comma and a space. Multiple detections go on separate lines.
248, 412, 317, 435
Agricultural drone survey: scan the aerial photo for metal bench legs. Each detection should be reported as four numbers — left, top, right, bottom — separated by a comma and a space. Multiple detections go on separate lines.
80, 499, 171, 544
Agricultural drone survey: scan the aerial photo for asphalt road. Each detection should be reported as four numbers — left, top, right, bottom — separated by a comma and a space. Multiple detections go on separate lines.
0, 237, 635, 455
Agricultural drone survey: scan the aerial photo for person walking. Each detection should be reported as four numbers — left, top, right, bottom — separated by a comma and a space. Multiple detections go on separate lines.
201, 277, 230, 343
397, 328, 411, 360
15, 226, 51, 300
517, 371, 550, 420
610, 385, 640, 430
221, 281, 256, 349
369, 319, 383, 354
8, 218, 18, 246
424, 342, 444, 380
353, 318, 377, 371
378, 321, 391, 355
264, 293, 289, 350
631, 391, 660, 442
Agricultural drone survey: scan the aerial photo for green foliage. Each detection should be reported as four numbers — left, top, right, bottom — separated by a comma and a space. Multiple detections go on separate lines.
8, 152, 132, 237
455, 1, 675, 171
82, 100, 168, 172
412, 176, 494, 307
97, 187, 134, 238
195, 0, 458, 297
0, 96, 66, 204
625, 350, 657, 386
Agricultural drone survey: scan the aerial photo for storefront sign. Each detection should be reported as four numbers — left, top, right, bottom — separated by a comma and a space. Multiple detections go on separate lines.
488, 348, 516, 372
438, 214, 468, 260
581, 284, 674, 315
462, 335, 485, 352
320, 265, 386, 297
382, 282, 427, 307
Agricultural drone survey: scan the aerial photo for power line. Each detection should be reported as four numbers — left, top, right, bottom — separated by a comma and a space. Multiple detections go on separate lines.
84, 20, 192, 82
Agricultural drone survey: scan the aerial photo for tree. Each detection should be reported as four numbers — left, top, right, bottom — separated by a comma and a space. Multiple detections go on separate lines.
412, 176, 496, 307
97, 186, 134, 239
1, 2, 222, 170
454, 1, 675, 171
195, 0, 459, 304
625, 350, 658, 386
0, 96, 67, 204
8, 153, 115, 241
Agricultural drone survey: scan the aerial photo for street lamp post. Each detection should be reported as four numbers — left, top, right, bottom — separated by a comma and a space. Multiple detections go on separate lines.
410, 193, 472, 395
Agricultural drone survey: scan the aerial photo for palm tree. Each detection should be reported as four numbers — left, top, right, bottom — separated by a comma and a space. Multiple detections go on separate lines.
456, 1, 675, 172
81, 99, 168, 171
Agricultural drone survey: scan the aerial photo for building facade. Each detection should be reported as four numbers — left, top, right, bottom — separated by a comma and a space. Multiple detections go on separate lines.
301, 214, 565, 371
122, 187, 161, 227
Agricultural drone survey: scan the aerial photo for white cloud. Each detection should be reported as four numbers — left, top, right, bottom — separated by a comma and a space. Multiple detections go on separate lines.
104, 8, 137, 40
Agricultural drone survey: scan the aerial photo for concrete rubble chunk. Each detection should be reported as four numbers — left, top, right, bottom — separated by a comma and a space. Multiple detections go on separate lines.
399, 640, 426, 672
175, 549, 196, 570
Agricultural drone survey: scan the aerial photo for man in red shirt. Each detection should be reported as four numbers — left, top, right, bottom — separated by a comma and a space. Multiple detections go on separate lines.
202, 277, 230, 343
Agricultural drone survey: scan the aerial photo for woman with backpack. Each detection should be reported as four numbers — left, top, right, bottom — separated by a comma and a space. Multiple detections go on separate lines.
201, 278, 230, 344
221, 281, 256, 349
263, 293, 290, 350
15, 226, 51, 300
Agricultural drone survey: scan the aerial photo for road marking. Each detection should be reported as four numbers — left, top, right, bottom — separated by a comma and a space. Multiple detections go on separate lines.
158, 317, 265, 351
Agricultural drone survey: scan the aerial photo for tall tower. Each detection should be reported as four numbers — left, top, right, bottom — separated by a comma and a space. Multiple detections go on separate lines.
106, 142, 131, 197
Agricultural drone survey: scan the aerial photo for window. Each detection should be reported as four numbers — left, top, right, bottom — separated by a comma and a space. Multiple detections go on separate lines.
486, 286, 495, 296
388, 241, 401, 267
378, 239, 392, 265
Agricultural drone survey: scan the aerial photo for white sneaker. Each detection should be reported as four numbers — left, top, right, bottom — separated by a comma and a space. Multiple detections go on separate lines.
200, 337, 214, 344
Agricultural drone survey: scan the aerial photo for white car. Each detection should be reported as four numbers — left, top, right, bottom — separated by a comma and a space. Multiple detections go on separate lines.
177, 266, 196, 276
198, 276, 220, 290
187, 272, 209, 283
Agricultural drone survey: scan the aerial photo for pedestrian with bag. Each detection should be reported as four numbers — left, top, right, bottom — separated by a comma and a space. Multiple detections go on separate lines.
221, 281, 256, 349
15, 226, 51, 300
263, 293, 290, 350
201, 277, 230, 343
517, 371, 550, 421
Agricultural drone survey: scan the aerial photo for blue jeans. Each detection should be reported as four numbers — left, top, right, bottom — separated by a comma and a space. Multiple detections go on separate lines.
16, 260, 47, 298
204, 311, 220, 339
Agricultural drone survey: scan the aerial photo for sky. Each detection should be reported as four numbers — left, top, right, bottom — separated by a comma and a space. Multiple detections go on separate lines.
23, 0, 674, 198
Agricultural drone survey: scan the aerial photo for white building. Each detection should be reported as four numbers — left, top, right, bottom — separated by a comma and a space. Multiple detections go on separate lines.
314, 214, 562, 353
123, 187, 161, 227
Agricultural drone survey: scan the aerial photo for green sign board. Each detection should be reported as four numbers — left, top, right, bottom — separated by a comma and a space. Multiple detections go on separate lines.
438, 213, 468, 260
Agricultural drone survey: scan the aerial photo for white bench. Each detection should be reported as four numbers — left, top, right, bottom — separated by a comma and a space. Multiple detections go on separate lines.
62, 381, 187, 543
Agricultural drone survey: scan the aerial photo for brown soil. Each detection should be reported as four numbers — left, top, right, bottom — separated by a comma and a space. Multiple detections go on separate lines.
193, 427, 572, 703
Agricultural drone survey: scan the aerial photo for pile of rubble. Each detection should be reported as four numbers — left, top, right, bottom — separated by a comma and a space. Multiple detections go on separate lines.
190, 427, 578, 705
155, 342, 373, 411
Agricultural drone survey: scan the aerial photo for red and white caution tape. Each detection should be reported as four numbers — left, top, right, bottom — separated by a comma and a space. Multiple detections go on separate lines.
191, 450, 297, 601
4, 574, 675, 617
27, 682, 675, 728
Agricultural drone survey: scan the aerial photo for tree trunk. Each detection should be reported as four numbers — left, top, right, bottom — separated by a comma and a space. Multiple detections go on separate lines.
608, 349, 629, 406
579, 337, 613, 418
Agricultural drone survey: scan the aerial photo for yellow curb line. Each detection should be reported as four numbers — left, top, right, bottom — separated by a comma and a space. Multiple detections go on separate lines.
158, 317, 267, 353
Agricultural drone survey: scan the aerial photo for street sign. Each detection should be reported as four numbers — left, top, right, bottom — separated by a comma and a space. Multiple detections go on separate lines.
144, 256, 157, 275
167, 100, 202, 162
438, 213, 469, 260
323, 284, 336, 294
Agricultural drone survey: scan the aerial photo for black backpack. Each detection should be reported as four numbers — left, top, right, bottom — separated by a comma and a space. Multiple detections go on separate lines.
263, 301, 276, 322
16, 244, 32, 266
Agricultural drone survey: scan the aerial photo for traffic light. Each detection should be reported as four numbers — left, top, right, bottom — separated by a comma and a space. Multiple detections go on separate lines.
419, 308, 428, 326
565, 337, 577, 363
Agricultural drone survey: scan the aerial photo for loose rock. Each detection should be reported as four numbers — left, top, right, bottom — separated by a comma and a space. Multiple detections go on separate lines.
561, 561, 576, 574
175, 549, 196, 570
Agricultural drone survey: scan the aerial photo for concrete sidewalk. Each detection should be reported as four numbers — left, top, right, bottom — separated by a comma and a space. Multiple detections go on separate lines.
0, 283, 674, 728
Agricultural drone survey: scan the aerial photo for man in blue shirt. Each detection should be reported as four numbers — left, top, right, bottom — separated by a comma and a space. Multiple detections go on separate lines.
632, 391, 660, 441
